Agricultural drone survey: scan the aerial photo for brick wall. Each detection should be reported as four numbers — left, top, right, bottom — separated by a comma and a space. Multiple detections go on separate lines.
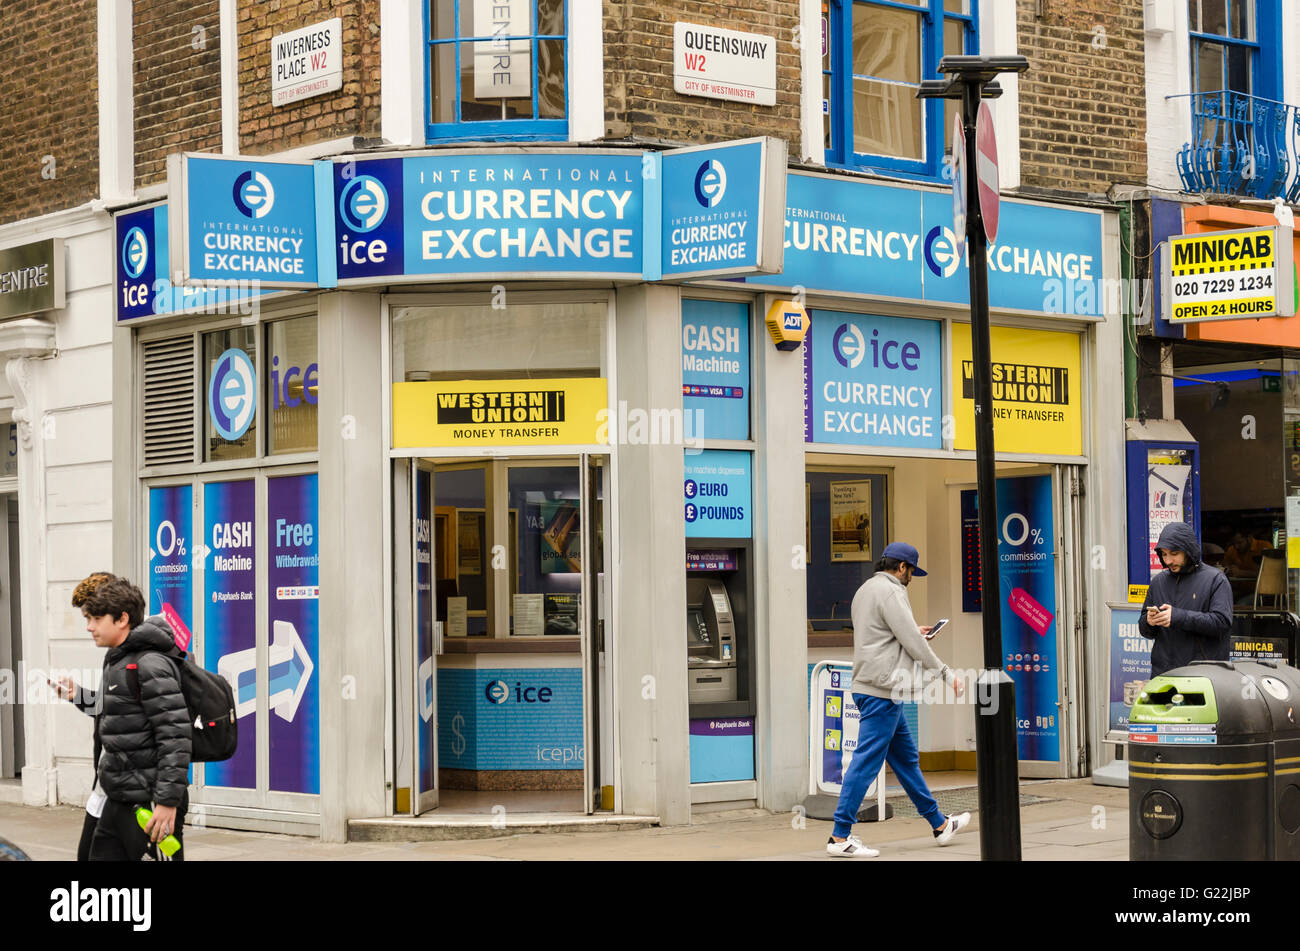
0, 0, 99, 225
238, 1, 381, 155
134, 1, 224, 189
604, 0, 802, 145
1016, 0, 1147, 198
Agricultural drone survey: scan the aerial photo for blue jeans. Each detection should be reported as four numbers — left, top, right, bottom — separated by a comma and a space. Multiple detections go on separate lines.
832, 694, 944, 839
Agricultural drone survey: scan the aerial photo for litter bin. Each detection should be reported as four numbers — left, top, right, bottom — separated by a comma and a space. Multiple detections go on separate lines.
1129, 660, 1300, 860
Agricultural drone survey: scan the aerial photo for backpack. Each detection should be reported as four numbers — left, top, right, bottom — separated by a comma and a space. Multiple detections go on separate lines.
126, 651, 238, 763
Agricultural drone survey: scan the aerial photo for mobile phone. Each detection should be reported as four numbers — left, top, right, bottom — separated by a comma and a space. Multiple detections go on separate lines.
925, 618, 949, 639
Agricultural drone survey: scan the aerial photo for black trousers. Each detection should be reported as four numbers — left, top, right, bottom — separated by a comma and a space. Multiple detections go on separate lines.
87, 790, 189, 862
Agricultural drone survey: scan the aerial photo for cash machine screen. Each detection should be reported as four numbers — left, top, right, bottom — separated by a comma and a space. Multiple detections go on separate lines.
687, 608, 711, 646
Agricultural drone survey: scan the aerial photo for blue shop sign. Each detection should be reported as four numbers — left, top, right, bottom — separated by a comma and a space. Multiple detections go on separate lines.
115, 204, 272, 323
684, 449, 751, 539
169, 154, 328, 288
737, 171, 1105, 317
660, 137, 784, 279
331, 151, 646, 283
804, 311, 942, 449
682, 299, 750, 441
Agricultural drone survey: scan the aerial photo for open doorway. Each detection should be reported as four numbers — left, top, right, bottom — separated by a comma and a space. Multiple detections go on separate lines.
393, 455, 609, 816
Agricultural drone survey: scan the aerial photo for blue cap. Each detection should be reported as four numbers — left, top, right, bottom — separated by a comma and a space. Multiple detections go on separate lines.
881, 542, 927, 577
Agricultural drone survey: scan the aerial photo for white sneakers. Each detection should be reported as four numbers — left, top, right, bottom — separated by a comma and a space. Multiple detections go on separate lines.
826, 835, 880, 858
934, 811, 972, 846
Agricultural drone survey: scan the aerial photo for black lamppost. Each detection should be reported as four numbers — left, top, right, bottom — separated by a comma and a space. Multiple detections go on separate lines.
918, 55, 1029, 862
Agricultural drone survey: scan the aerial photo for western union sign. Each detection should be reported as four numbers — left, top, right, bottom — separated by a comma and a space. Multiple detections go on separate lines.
1162, 226, 1295, 323
393, 378, 608, 448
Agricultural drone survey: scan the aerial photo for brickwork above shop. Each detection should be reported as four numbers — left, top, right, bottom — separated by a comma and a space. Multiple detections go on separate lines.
0, 0, 98, 225
1015, 0, 1147, 198
238, 0, 381, 155
134, 0, 223, 189
603, 0, 802, 144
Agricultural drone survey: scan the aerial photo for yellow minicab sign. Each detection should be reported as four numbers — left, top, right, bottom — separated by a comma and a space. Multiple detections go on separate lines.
393, 378, 609, 448
951, 324, 1082, 456
1128, 584, 1149, 604
1165, 226, 1295, 323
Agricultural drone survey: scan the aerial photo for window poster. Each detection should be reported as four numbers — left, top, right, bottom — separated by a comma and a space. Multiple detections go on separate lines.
829, 480, 872, 562
204, 479, 258, 789
268, 473, 320, 795
148, 484, 193, 651
457, 509, 483, 576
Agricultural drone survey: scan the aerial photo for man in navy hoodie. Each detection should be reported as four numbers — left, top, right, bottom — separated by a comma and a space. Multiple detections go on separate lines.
1139, 522, 1233, 677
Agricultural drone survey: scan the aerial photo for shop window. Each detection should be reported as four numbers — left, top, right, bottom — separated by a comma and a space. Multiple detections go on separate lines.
823, 0, 976, 179
267, 316, 319, 456
426, 0, 568, 142
203, 327, 258, 463
509, 465, 591, 636
392, 300, 604, 381
805, 467, 890, 637
435, 466, 491, 636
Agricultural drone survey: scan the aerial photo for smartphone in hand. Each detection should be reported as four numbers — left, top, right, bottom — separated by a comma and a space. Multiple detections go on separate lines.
925, 618, 949, 640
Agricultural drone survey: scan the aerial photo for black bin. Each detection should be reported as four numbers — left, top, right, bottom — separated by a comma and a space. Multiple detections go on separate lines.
1129, 660, 1300, 860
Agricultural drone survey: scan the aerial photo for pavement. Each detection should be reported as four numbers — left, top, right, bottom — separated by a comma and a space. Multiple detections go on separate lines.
0, 776, 1132, 860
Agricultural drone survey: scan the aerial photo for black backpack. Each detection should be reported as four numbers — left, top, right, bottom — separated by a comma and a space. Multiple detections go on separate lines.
126, 650, 238, 763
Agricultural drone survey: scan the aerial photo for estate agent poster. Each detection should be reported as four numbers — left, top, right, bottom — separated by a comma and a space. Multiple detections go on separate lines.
829, 480, 871, 562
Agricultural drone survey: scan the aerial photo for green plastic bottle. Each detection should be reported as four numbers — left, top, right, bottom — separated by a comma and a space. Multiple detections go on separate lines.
135, 806, 181, 857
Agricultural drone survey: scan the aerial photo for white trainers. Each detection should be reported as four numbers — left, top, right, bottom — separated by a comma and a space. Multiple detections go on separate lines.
934, 811, 971, 846
826, 835, 879, 858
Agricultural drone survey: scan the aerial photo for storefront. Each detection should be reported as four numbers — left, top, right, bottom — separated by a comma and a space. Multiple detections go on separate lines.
110, 143, 1124, 839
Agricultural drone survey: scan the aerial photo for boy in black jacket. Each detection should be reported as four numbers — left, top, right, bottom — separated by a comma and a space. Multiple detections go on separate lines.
76, 578, 192, 861
1139, 522, 1233, 677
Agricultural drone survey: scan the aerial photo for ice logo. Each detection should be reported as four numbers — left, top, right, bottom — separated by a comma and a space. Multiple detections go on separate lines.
122, 227, 148, 279
694, 159, 727, 207
832, 322, 865, 369
484, 680, 510, 704
207, 348, 256, 441
232, 170, 276, 219
339, 175, 389, 232
924, 225, 963, 278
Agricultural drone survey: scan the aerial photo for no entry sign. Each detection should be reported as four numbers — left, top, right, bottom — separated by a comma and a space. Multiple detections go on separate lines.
976, 102, 999, 244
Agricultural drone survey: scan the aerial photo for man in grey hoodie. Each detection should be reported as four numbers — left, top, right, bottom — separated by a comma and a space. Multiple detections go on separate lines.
827, 542, 970, 857
1139, 521, 1233, 677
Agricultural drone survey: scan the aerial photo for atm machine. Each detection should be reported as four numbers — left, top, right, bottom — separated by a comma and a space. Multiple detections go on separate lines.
684, 544, 753, 715
687, 578, 738, 703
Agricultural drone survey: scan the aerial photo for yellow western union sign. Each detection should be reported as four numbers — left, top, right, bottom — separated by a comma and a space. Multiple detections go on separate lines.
393, 378, 609, 448
1165, 226, 1294, 323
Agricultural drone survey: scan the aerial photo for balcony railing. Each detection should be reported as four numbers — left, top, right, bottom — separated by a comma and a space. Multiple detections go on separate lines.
1174, 90, 1300, 202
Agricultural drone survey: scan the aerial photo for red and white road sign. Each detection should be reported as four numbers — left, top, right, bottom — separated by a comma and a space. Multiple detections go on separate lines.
952, 112, 967, 258
976, 102, 999, 244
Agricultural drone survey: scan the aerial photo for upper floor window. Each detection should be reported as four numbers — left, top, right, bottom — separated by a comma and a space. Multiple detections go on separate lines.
1189, 0, 1257, 98
823, 0, 976, 179
426, 0, 568, 141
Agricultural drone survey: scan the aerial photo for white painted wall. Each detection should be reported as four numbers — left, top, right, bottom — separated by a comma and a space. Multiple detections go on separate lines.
0, 214, 116, 806
1145, 1, 1194, 192
981, 0, 1022, 193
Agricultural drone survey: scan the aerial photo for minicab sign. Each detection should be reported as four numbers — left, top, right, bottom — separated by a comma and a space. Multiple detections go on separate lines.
1162, 226, 1295, 323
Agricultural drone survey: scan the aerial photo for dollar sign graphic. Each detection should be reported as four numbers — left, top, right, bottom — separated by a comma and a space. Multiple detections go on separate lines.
451, 713, 466, 757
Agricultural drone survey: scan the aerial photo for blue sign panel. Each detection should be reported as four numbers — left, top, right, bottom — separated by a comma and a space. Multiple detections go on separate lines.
663, 140, 765, 278
204, 479, 258, 789
180, 155, 321, 287
740, 172, 1105, 316
919, 190, 1104, 314
147, 484, 193, 653
415, 469, 435, 794
267, 473, 320, 796
804, 310, 942, 449
682, 299, 750, 441
684, 449, 751, 539
437, 667, 583, 771
327, 153, 645, 282
993, 475, 1060, 762
689, 717, 754, 783
116, 205, 270, 322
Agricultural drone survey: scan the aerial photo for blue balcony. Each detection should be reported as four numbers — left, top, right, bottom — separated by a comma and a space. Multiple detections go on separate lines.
1175, 91, 1300, 202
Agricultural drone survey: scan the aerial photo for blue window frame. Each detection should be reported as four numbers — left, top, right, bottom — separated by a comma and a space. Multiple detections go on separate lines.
822, 0, 977, 180
425, 0, 569, 142
1187, 0, 1280, 101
